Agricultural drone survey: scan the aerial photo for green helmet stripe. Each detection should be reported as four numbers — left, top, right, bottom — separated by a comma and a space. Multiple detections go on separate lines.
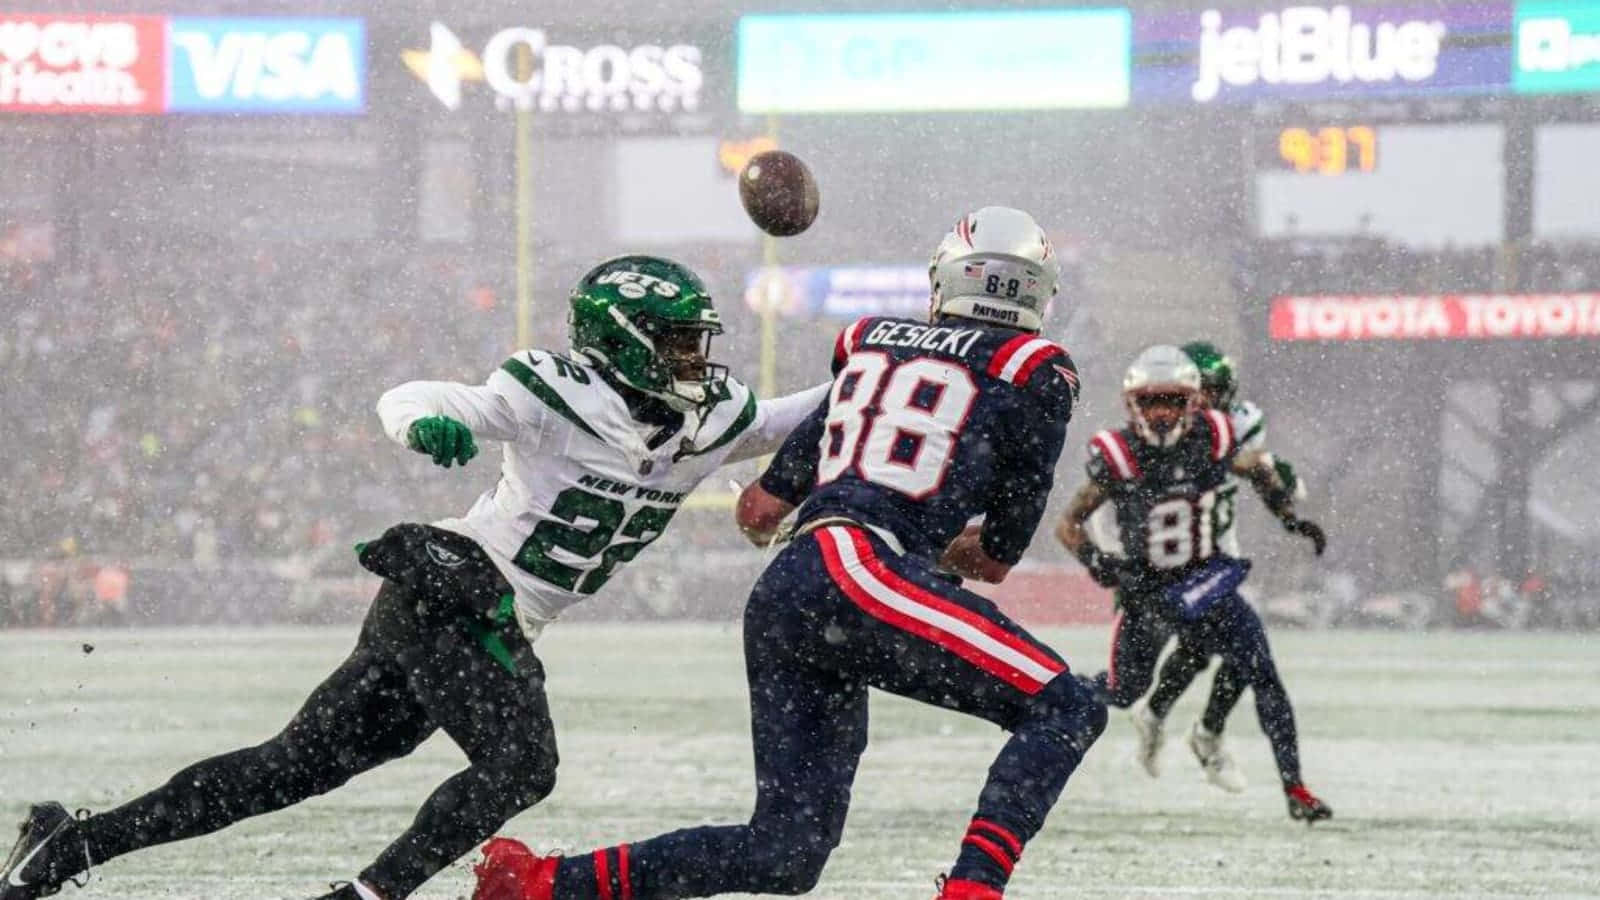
501, 358, 602, 441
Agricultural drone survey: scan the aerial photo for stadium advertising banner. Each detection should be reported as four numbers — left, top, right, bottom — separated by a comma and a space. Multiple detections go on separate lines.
1270, 294, 1600, 340
0, 13, 364, 114
1134, 3, 1513, 104
745, 266, 928, 319
0, 15, 167, 114
403, 21, 708, 126
1515, 1, 1600, 93
737, 10, 1132, 113
166, 18, 364, 113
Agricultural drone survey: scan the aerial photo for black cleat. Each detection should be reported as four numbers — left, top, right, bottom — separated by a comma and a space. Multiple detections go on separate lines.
0, 802, 90, 899
1285, 783, 1333, 824
310, 884, 363, 900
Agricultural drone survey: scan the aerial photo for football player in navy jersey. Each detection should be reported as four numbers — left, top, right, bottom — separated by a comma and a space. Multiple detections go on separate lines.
1055, 345, 1332, 823
473, 207, 1103, 900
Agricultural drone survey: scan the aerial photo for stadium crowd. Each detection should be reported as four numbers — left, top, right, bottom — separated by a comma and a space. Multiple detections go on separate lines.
0, 239, 779, 625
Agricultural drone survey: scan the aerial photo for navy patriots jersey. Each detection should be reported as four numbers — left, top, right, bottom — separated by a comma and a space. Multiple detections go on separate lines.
1086, 409, 1239, 585
760, 315, 1078, 564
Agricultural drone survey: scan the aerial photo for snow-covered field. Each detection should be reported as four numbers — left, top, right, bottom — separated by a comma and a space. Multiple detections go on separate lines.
2, 624, 1596, 899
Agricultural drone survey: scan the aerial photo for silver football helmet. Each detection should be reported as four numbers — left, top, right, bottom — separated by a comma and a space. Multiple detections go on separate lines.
1122, 344, 1202, 448
928, 207, 1059, 333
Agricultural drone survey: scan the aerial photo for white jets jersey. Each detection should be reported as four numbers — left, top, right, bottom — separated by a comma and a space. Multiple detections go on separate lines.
1214, 400, 1265, 556
377, 349, 828, 640
1086, 400, 1266, 558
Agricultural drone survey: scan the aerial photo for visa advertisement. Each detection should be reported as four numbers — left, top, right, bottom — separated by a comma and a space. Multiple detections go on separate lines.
167, 17, 364, 113
1133, 3, 1513, 103
737, 10, 1131, 113
1515, 1, 1600, 93
0, 13, 363, 114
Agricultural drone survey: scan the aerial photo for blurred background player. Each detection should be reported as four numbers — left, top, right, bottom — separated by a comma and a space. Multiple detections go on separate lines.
0, 256, 827, 900
473, 207, 1102, 900
1055, 345, 1332, 822
1125, 341, 1310, 793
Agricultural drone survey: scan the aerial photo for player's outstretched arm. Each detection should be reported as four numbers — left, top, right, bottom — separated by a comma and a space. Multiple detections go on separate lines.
724, 382, 832, 464
376, 369, 528, 468
1234, 449, 1326, 555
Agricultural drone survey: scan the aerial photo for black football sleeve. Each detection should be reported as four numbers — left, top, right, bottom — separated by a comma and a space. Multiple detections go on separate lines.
980, 358, 1077, 565
757, 397, 828, 507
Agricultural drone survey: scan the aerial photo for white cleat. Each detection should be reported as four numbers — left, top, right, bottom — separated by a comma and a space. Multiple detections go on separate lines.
1130, 700, 1165, 778
1188, 722, 1248, 793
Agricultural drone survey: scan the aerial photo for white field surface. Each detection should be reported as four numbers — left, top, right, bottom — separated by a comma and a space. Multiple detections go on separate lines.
1, 625, 1597, 899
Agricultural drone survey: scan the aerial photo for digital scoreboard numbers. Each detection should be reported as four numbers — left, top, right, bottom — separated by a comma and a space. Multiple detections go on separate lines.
1267, 125, 1379, 175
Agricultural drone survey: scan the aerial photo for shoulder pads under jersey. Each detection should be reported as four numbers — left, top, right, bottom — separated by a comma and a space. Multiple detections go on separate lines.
1087, 429, 1141, 482
1196, 408, 1236, 462
832, 317, 875, 369
1231, 400, 1266, 449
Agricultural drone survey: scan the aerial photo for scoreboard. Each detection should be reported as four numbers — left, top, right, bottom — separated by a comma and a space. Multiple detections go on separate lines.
1266, 125, 1379, 175
1253, 122, 1505, 246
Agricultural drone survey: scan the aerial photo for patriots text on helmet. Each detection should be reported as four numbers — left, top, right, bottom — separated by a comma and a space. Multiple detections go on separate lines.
969, 302, 1021, 325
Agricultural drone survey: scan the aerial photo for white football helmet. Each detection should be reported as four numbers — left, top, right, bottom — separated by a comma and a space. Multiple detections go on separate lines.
928, 207, 1059, 333
1122, 344, 1202, 448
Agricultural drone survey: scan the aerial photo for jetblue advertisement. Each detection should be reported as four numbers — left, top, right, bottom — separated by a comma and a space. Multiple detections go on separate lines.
166, 17, 365, 114
1133, 3, 1513, 103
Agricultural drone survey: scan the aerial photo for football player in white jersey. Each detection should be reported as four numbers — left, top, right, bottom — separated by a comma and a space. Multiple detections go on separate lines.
0, 256, 829, 900
1121, 341, 1315, 806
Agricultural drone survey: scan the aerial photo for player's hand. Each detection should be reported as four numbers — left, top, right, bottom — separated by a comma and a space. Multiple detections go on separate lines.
407, 416, 478, 468
1282, 515, 1326, 556
1076, 545, 1124, 588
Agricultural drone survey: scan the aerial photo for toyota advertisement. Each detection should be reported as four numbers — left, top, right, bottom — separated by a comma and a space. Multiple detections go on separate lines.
0, 13, 364, 115
1270, 294, 1600, 341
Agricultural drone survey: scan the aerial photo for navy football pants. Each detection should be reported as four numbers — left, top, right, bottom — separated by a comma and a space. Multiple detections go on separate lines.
1093, 592, 1303, 786
553, 524, 1106, 898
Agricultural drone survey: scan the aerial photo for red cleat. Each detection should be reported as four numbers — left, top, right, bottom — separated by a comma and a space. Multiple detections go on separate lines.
473, 837, 560, 900
1285, 783, 1333, 824
935, 875, 1004, 900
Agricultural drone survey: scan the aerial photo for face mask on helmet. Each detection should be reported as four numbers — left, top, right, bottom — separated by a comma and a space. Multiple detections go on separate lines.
927, 206, 1060, 333
1122, 344, 1202, 448
1125, 389, 1198, 447
634, 315, 728, 411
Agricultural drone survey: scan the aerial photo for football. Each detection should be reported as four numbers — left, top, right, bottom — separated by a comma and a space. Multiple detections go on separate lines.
738, 150, 820, 237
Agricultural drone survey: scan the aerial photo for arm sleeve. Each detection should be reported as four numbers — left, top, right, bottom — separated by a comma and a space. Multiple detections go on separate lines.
980, 366, 1076, 565
724, 382, 833, 464
1233, 401, 1267, 450
376, 355, 545, 447
756, 399, 829, 506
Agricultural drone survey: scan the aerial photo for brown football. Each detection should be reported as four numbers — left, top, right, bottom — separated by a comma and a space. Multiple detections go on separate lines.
738, 150, 820, 237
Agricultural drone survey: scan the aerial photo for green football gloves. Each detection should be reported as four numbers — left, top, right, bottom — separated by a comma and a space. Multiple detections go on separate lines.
406, 416, 477, 468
